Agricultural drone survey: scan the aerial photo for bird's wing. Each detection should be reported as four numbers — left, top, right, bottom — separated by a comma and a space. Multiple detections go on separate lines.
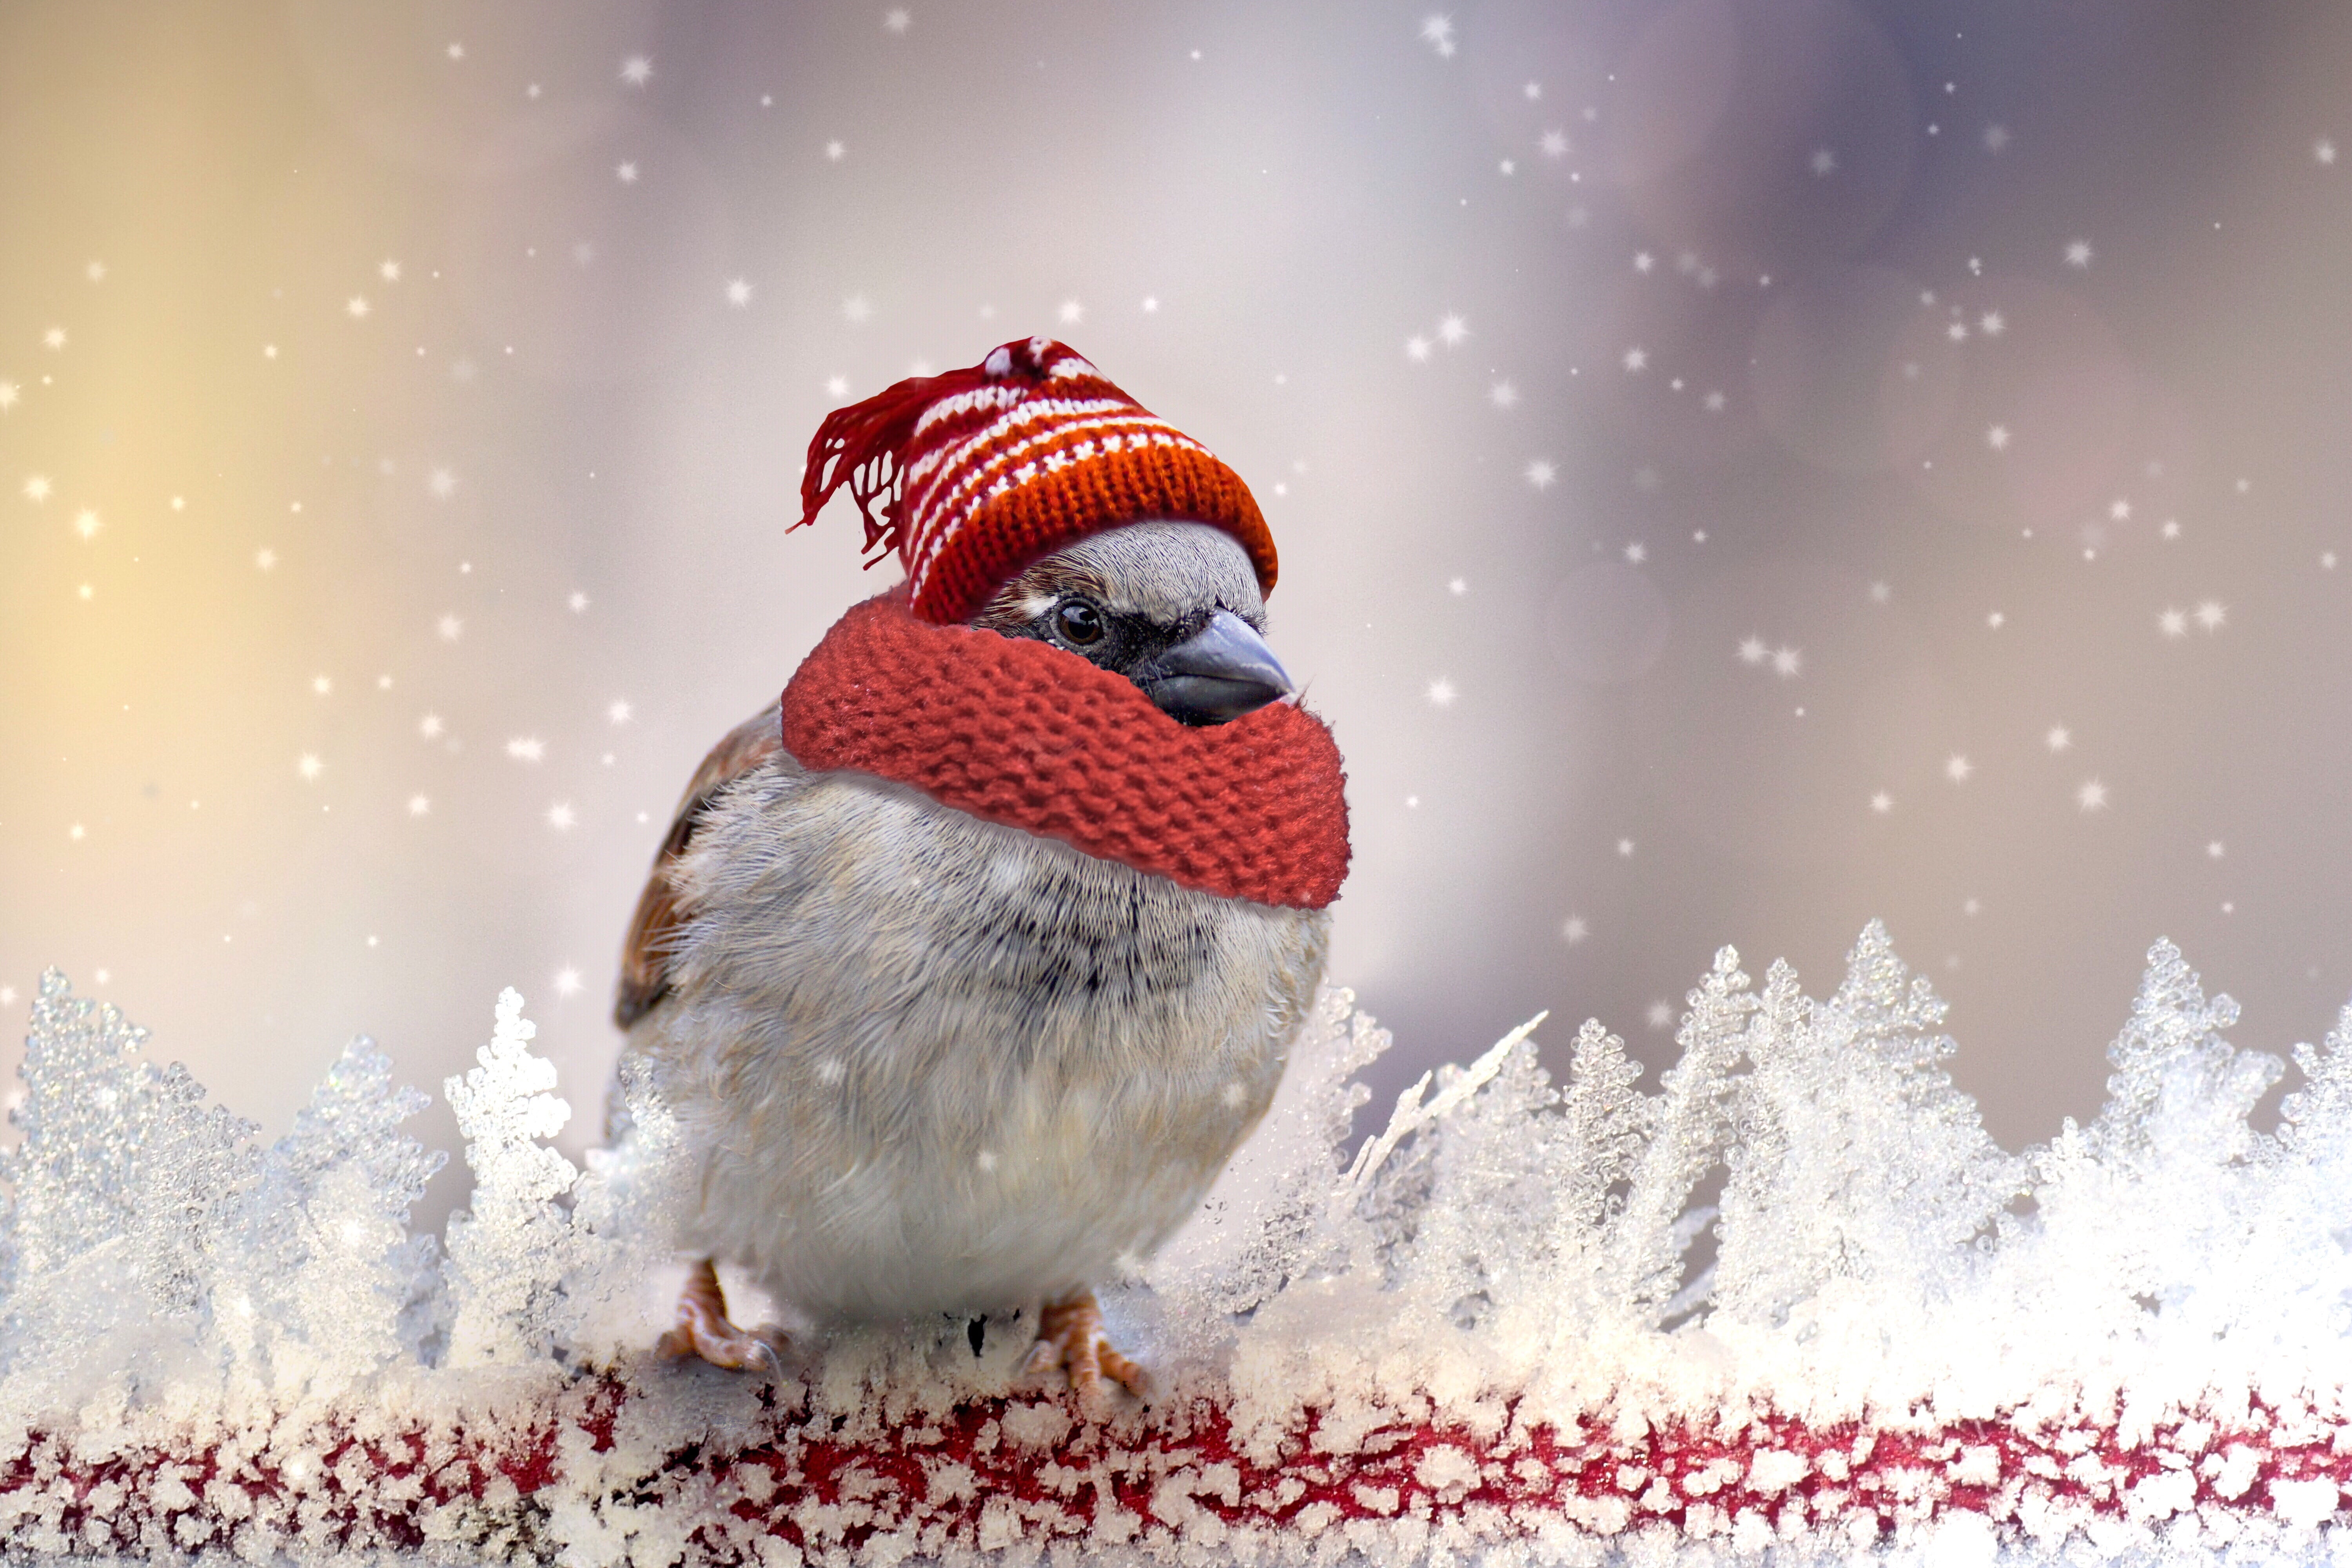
614, 704, 787, 1029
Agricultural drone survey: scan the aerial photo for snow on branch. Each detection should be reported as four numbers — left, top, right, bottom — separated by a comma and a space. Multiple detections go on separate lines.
5, 922, 2352, 1562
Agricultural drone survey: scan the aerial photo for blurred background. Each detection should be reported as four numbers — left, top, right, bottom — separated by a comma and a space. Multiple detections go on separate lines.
5, 0, 2350, 1223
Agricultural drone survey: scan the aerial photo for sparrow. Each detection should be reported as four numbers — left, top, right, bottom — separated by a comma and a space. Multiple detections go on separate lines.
611, 338, 1348, 1396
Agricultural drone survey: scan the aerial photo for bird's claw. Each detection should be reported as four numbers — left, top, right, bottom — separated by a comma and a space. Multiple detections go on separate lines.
658, 1258, 788, 1373
1023, 1290, 1147, 1401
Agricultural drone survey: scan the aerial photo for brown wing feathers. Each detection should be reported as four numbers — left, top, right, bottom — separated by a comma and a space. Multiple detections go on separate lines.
613, 706, 785, 1029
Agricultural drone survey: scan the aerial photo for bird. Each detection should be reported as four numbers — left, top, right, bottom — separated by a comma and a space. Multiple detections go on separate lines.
612, 336, 1350, 1397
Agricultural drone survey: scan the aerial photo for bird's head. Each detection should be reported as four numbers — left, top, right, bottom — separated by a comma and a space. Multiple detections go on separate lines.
797, 337, 1290, 718
970, 520, 1293, 726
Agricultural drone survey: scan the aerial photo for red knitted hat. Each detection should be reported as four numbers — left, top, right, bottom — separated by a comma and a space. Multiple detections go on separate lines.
796, 336, 1278, 624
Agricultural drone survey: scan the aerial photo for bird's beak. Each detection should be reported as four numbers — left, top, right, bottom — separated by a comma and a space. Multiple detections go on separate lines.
1138, 610, 1295, 725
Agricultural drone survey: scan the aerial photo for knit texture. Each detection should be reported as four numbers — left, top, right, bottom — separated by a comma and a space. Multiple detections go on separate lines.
780, 592, 1349, 909
800, 336, 1278, 625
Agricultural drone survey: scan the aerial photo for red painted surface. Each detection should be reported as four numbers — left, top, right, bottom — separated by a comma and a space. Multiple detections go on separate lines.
4, 1381, 2338, 1559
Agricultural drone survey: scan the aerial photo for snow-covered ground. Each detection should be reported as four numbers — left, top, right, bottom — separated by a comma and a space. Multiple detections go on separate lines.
6, 923, 2352, 1564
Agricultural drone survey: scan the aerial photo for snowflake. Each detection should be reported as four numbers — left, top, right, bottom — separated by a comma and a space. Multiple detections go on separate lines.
2078, 778, 2109, 811
1703, 390, 1726, 411
2194, 599, 2227, 632
2064, 239, 2094, 269
43, 327, 65, 350
2109, 498, 2131, 521
1436, 314, 1468, 347
1617, 837, 1635, 857
1488, 381, 1518, 409
552, 967, 583, 999
1058, 299, 1085, 325
506, 737, 546, 763
1979, 311, 2004, 336
67, 823, 84, 841
825, 375, 848, 399
436, 613, 462, 641
615, 161, 639, 184
884, 8, 912, 33
407, 794, 430, 816
2208, 840, 2226, 858
568, 591, 590, 613
1448, 577, 1466, 596
1871, 791, 1893, 814
2162, 519, 2182, 539
1738, 637, 1768, 665
1809, 147, 1837, 176
619, 55, 653, 87
2045, 724, 2071, 751
1426, 678, 1457, 707
446, 41, 464, 60
1624, 541, 1647, 564
608, 699, 633, 724
0, 382, 17, 411
1945, 755, 1973, 783
419, 713, 444, 739
1405, 335, 1432, 362
1623, 346, 1648, 372
255, 547, 277, 570
844, 294, 872, 323
2318, 138, 2338, 166
1771, 646, 1802, 678
1561, 916, 1588, 944
73, 508, 99, 539
379, 259, 401, 281
85, 260, 105, 281
1524, 459, 1556, 489
1141, 296, 1159, 313
719, 277, 752, 308
1987, 425, 2011, 451
825, 140, 845, 161
1634, 251, 1654, 272
1946, 321, 1967, 342
427, 468, 457, 500
1645, 1000, 1672, 1030
311, 675, 332, 696
1540, 130, 1568, 158
296, 754, 324, 782
1984, 123, 2010, 152
345, 296, 370, 319
2159, 607, 2188, 639
1419, 15, 1456, 57
546, 802, 577, 830
1869, 581, 1891, 603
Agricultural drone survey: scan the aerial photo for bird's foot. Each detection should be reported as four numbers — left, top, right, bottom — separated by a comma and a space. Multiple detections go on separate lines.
656, 1258, 787, 1372
1022, 1290, 1147, 1401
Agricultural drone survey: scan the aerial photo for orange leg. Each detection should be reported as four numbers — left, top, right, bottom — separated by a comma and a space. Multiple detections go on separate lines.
1022, 1290, 1147, 1399
655, 1258, 785, 1371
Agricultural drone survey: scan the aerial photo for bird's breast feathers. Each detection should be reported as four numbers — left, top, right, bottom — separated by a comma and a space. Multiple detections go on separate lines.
626, 747, 1330, 1321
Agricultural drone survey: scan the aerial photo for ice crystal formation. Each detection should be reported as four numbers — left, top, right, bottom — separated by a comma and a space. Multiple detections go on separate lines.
6, 923, 2352, 1563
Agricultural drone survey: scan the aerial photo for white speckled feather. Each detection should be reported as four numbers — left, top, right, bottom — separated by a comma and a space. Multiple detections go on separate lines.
621, 744, 1329, 1325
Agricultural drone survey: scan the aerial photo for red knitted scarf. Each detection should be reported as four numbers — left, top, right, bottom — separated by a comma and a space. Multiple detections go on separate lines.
780, 593, 1349, 909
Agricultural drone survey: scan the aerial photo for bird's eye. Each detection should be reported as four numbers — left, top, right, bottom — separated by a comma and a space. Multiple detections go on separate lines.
1053, 599, 1104, 646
